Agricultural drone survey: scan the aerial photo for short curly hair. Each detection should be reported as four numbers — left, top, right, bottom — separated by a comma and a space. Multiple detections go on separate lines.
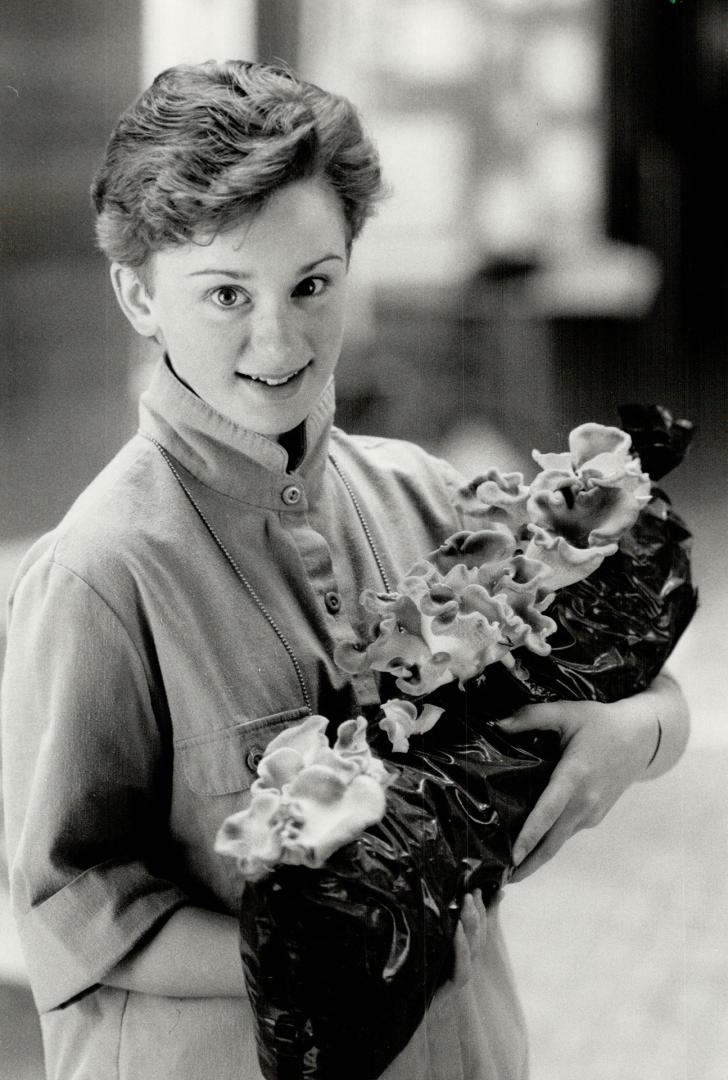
91, 59, 384, 268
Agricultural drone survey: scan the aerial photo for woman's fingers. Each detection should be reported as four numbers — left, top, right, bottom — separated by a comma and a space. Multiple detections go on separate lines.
459, 891, 478, 946
510, 750, 600, 881
498, 703, 568, 735
450, 920, 473, 990
511, 762, 574, 868
507, 713, 633, 878
433, 890, 488, 1006
459, 889, 487, 961
509, 816, 575, 882
431, 921, 471, 1008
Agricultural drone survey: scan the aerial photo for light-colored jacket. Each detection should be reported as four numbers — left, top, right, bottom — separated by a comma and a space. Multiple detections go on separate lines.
1, 359, 528, 1079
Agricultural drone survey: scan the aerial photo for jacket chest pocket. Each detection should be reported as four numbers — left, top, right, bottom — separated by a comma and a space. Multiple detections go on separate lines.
177, 706, 311, 796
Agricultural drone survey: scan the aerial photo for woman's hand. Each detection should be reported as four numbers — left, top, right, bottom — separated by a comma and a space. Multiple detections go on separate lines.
383, 891, 488, 1077
498, 671, 689, 883
431, 890, 488, 1007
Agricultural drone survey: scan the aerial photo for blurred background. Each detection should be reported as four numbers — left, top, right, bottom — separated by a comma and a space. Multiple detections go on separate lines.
1, 1, 726, 1077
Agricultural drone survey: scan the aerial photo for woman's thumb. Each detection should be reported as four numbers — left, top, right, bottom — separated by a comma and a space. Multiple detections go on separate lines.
498, 703, 564, 733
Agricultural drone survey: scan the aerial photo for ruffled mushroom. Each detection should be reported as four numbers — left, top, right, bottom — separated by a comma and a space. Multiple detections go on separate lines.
333, 421, 654, 700
379, 699, 444, 753
337, 555, 557, 697
528, 423, 651, 547
215, 716, 393, 879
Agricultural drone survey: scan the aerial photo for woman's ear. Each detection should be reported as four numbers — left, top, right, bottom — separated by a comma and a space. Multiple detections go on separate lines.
110, 263, 160, 339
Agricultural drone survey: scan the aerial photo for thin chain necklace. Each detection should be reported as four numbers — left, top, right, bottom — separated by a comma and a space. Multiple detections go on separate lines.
144, 435, 313, 711
143, 435, 392, 713
328, 454, 393, 594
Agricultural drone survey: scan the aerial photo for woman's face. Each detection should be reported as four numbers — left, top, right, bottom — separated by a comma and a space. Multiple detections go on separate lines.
120, 177, 350, 437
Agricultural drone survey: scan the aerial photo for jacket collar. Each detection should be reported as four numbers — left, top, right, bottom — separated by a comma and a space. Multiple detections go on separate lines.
138, 357, 335, 510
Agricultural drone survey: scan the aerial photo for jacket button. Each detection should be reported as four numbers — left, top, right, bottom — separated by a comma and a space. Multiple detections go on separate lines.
324, 590, 342, 614
281, 484, 302, 506
246, 746, 264, 771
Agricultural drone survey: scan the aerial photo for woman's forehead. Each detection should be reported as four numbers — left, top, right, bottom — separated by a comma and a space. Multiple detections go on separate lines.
152, 178, 348, 278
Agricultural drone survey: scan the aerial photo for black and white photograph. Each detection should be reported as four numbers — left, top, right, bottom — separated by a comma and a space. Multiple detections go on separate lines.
1, 2, 726, 1078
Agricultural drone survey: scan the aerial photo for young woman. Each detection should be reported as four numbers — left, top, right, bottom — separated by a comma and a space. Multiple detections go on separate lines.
1, 60, 689, 1080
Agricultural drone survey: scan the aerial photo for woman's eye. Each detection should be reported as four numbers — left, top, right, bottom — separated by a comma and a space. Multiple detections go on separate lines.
292, 276, 327, 299
212, 286, 244, 308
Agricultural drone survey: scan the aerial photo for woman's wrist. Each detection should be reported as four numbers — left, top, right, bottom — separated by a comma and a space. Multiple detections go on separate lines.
645, 715, 663, 769
638, 670, 690, 780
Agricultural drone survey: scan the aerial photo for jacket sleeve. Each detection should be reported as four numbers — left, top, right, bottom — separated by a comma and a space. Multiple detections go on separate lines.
1, 554, 187, 1012
431, 454, 471, 531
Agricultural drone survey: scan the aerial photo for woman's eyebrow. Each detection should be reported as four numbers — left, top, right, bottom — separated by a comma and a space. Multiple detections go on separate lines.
299, 254, 344, 273
186, 254, 344, 279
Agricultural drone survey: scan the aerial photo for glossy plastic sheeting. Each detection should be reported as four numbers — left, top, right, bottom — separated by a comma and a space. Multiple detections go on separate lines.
239, 712, 558, 1080
238, 405, 697, 1080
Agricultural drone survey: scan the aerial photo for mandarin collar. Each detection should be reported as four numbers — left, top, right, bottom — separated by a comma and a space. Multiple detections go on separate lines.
138, 357, 335, 510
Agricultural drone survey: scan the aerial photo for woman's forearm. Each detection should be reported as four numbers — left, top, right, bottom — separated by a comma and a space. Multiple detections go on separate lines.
639, 668, 691, 781
104, 906, 247, 998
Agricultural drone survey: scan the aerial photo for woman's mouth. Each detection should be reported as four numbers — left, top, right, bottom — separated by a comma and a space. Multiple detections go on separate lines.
238, 362, 311, 390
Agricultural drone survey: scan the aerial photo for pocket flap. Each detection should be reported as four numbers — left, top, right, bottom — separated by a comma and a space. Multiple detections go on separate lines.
177, 707, 311, 795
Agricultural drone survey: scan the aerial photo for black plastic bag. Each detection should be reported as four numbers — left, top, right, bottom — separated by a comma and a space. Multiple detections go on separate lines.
239, 708, 558, 1080
238, 405, 697, 1080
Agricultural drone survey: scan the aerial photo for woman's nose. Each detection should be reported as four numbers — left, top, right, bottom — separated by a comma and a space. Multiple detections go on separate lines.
246, 305, 305, 370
